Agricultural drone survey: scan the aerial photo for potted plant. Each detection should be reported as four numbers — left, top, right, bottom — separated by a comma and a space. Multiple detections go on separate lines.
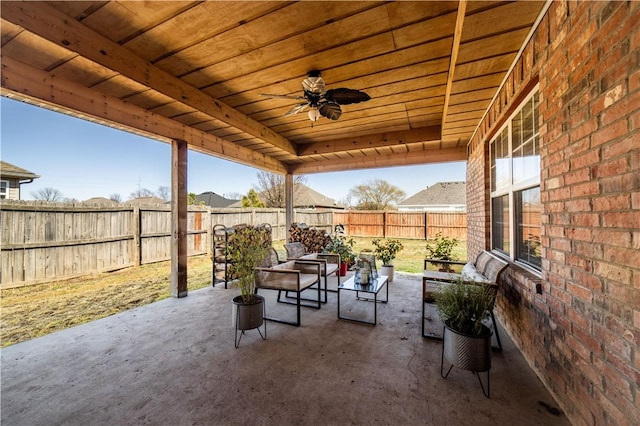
228, 225, 270, 347
435, 276, 496, 397
371, 238, 403, 282
324, 230, 356, 276
425, 232, 459, 272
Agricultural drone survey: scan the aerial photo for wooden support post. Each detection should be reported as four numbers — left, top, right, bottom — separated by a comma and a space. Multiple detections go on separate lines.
171, 139, 188, 298
285, 173, 294, 242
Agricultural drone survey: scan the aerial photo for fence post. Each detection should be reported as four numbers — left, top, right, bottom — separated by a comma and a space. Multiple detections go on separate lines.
133, 206, 141, 266
424, 212, 428, 240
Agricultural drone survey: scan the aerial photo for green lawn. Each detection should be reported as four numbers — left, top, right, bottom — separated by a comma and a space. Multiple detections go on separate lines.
2, 236, 466, 347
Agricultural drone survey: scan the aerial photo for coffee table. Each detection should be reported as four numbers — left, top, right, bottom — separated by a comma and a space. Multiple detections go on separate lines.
337, 275, 388, 325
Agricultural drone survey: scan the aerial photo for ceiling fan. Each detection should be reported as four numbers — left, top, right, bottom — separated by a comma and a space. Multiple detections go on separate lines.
261, 70, 371, 122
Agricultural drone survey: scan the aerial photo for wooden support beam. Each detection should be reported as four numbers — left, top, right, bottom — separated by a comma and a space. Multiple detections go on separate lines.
285, 173, 294, 243
289, 146, 467, 174
296, 127, 441, 156
0, 56, 287, 174
1, 1, 297, 156
171, 139, 188, 298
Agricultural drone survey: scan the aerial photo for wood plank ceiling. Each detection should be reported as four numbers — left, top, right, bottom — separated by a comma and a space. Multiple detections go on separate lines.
1, 1, 545, 176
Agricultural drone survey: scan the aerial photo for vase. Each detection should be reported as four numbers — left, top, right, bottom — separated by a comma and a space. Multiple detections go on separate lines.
380, 265, 394, 282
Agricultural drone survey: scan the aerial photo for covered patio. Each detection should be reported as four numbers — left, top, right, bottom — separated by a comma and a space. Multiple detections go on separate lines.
2, 1, 638, 425
1, 273, 568, 425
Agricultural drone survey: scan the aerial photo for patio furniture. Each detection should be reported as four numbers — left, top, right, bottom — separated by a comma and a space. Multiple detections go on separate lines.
421, 250, 508, 351
284, 242, 340, 303
338, 275, 388, 325
255, 260, 322, 327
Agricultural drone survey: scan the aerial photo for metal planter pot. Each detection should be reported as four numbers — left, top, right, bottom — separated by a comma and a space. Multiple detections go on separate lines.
443, 322, 492, 372
233, 295, 265, 331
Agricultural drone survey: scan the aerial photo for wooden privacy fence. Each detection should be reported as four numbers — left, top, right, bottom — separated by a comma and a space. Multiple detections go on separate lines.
0, 201, 464, 287
333, 211, 467, 240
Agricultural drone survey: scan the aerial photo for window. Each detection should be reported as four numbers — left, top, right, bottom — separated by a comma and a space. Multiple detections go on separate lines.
490, 90, 541, 271
0, 180, 8, 199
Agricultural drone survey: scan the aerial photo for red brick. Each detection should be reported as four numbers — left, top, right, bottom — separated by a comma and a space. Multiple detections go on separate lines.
570, 118, 598, 142
601, 136, 639, 160
603, 246, 640, 267
593, 194, 631, 211
592, 157, 629, 178
572, 269, 604, 291
591, 229, 631, 246
573, 241, 603, 260
591, 119, 630, 148
570, 213, 600, 227
600, 90, 640, 126
567, 280, 594, 302
564, 167, 592, 185
594, 261, 632, 283
602, 211, 640, 228
566, 226, 592, 241
570, 181, 600, 198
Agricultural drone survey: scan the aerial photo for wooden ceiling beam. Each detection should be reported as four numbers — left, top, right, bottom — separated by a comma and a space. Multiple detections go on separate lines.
297, 127, 441, 156
289, 146, 466, 175
0, 56, 287, 174
1, 1, 297, 156
441, 0, 467, 132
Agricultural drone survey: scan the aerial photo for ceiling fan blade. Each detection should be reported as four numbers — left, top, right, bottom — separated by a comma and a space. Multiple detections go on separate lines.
302, 76, 326, 94
261, 93, 305, 100
319, 101, 342, 120
325, 88, 371, 104
284, 103, 309, 116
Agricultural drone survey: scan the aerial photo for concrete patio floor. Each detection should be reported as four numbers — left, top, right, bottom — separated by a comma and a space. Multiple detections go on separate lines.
1, 272, 569, 426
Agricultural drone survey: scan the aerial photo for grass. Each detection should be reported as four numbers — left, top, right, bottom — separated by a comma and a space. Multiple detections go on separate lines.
1, 237, 466, 347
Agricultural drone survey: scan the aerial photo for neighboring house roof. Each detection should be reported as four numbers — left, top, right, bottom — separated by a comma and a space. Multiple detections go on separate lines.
294, 184, 341, 209
399, 182, 466, 207
196, 191, 238, 208
228, 184, 342, 209
0, 161, 40, 181
127, 196, 167, 205
83, 197, 120, 206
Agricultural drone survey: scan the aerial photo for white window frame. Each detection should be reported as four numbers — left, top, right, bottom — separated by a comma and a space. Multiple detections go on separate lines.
0, 180, 9, 199
490, 87, 541, 272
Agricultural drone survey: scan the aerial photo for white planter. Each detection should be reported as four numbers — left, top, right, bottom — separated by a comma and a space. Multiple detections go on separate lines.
380, 265, 394, 282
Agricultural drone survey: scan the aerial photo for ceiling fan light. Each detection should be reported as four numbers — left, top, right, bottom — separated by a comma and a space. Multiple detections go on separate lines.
308, 107, 320, 122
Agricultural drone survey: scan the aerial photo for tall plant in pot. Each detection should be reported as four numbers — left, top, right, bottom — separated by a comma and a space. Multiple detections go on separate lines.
425, 232, 459, 272
324, 228, 356, 276
371, 238, 403, 282
435, 276, 496, 397
228, 225, 270, 347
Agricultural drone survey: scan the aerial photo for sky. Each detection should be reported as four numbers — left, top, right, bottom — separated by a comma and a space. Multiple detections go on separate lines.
1, 97, 466, 203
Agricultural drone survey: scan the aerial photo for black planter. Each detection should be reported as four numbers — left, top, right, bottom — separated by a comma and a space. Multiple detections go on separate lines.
233, 295, 266, 348
233, 295, 265, 330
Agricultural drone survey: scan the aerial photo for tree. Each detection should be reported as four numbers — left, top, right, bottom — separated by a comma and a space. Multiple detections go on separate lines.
187, 192, 204, 205
129, 188, 154, 200
241, 189, 265, 207
32, 187, 64, 202
347, 179, 405, 210
254, 171, 305, 208
157, 186, 170, 201
109, 193, 122, 202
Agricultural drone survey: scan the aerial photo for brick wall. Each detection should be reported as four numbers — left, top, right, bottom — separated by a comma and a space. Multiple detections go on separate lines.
467, 1, 639, 424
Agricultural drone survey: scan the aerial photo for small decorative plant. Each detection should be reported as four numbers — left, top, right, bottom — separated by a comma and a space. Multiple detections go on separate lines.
228, 225, 270, 303
371, 238, 404, 266
435, 277, 495, 336
425, 232, 459, 271
324, 226, 356, 266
